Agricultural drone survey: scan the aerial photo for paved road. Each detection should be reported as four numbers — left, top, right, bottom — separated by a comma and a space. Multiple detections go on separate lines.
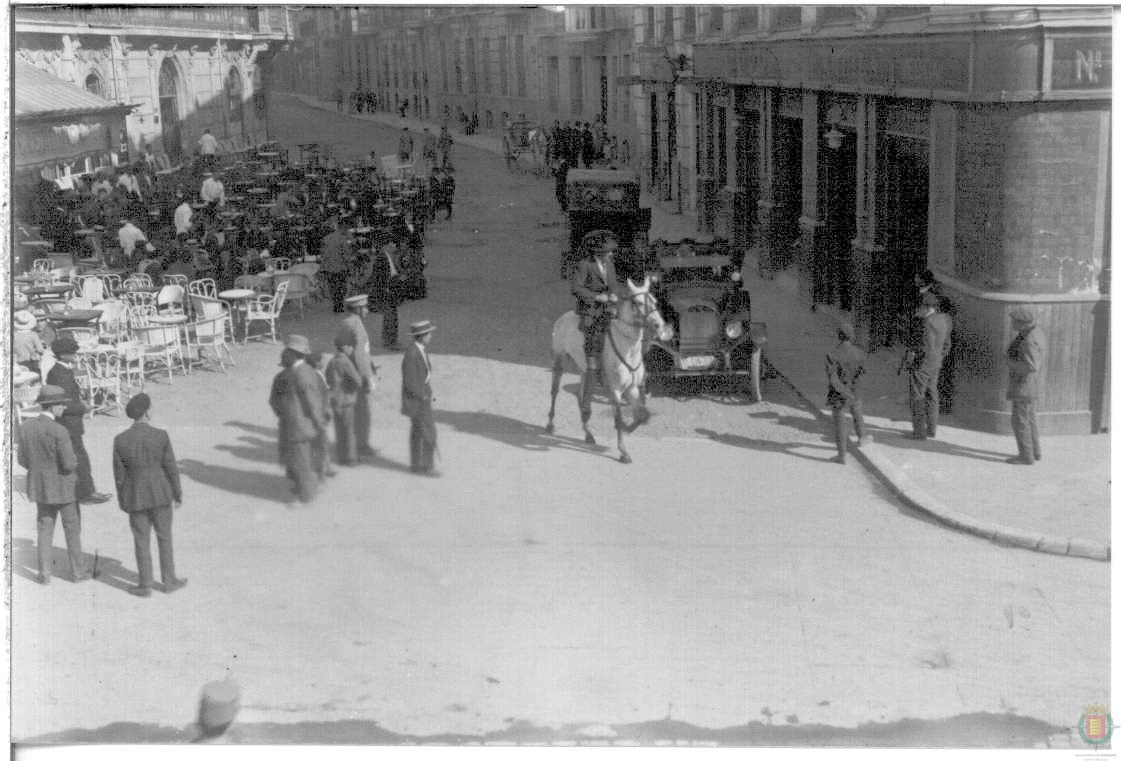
10, 95, 1108, 747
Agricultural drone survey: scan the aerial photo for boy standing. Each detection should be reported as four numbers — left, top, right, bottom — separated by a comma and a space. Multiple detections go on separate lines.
825, 323, 869, 464
327, 336, 364, 466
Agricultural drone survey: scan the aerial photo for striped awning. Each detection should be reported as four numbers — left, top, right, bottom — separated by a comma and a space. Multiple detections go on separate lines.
14, 59, 135, 121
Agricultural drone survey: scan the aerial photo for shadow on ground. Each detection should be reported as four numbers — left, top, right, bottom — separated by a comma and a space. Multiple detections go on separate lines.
12, 537, 140, 593
26, 711, 1062, 747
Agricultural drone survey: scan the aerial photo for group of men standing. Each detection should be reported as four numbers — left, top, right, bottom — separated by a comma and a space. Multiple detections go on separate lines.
824, 283, 1046, 466
19, 381, 186, 598
549, 120, 605, 169
268, 298, 440, 504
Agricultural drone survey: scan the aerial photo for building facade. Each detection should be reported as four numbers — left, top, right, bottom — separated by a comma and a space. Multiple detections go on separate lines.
13, 6, 289, 165
688, 5, 1110, 434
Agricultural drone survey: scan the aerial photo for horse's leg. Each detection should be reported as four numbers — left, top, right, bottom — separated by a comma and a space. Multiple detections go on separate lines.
632, 382, 650, 427
614, 399, 631, 464
546, 356, 562, 434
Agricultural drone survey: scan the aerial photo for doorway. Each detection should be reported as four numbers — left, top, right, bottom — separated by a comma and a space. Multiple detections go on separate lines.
158, 59, 182, 162
818, 131, 857, 310
772, 116, 803, 271
735, 110, 761, 253
878, 134, 930, 346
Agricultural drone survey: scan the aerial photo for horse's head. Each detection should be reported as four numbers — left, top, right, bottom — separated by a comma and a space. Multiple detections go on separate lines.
621, 276, 673, 342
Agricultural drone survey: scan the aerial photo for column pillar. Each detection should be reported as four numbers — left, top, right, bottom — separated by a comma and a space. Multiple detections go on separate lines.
755, 88, 777, 273
850, 94, 884, 348
796, 90, 821, 303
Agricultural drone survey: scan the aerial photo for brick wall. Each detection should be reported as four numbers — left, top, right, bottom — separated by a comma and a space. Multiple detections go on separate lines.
954, 102, 1107, 294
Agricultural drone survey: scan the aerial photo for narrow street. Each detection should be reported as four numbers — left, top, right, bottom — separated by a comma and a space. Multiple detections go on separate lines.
10, 94, 1108, 746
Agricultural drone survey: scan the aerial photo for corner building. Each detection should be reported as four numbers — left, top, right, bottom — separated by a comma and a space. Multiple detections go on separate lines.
690, 5, 1110, 434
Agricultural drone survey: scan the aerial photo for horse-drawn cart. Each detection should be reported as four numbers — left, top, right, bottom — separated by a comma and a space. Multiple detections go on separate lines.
502, 119, 545, 171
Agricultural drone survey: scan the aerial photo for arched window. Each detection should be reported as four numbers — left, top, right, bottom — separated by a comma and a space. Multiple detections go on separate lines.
85, 72, 103, 98
226, 67, 244, 127
158, 58, 183, 161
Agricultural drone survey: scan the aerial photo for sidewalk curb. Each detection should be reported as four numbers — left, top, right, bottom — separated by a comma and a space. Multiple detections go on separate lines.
767, 359, 1110, 562
287, 91, 1109, 563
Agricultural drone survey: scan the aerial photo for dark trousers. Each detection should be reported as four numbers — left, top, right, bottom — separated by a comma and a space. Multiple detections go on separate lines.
37, 502, 83, 579
333, 403, 357, 464
283, 439, 318, 502
382, 304, 399, 347
324, 271, 348, 313
1011, 399, 1041, 461
409, 406, 437, 472
830, 400, 866, 459
70, 432, 96, 500
581, 312, 609, 370
355, 389, 373, 453
908, 368, 940, 438
128, 505, 175, 588
312, 429, 330, 479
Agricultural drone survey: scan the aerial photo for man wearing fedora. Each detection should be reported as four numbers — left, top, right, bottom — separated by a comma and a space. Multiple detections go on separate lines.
339, 295, 379, 458
1006, 308, 1046, 465
402, 320, 438, 475
18, 385, 94, 584
46, 336, 112, 504
268, 335, 329, 503
903, 292, 952, 440
113, 393, 188, 597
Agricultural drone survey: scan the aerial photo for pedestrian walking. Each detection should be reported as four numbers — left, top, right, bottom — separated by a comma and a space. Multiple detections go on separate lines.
112, 393, 187, 597
1005, 308, 1046, 465
18, 384, 95, 584
46, 336, 112, 504
307, 352, 337, 481
554, 160, 570, 212
327, 335, 364, 466
338, 296, 379, 458
319, 215, 350, 313
398, 127, 413, 161
268, 335, 329, 504
402, 320, 438, 475
439, 170, 455, 219
825, 323, 869, 464
437, 124, 454, 170
904, 292, 952, 440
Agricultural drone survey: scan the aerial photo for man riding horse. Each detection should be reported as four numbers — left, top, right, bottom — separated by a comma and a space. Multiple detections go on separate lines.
571, 230, 620, 392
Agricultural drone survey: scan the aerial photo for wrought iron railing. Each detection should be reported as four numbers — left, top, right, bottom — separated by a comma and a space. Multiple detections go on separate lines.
16, 6, 254, 33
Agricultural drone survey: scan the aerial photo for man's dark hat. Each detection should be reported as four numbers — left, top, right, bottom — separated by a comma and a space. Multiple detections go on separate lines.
125, 393, 151, 420
1009, 308, 1035, 325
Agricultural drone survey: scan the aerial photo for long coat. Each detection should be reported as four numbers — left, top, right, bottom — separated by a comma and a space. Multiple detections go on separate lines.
269, 362, 328, 444
18, 414, 78, 505
1007, 325, 1045, 400
913, 312, 952, 376
401, 342, 433, 419
338, 313, 376, 384
112, 420, 182, 512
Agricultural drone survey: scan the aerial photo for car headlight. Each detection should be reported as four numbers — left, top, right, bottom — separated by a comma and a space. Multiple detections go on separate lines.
724, 321, 744, 339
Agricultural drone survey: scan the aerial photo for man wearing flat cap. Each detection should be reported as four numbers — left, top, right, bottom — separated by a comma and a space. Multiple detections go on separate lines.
1006, 308, 1046, 464
47, 336, 112, 504
268, 335, 329, 503
18, 385, 94, 584
825, 322, 869, 464
904, 291, 952, 440
339, 295, 378, 458
113, 393, 187, 597
402, 320, 438, 474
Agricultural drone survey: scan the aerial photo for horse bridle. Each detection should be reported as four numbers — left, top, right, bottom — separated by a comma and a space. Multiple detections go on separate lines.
606, 287, 662, 375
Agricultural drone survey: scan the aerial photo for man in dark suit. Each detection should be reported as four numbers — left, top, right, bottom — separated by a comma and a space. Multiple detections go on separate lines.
905, 292, 953, 440
18, 384, 94, 584
1006, 308, 1046, 464
401, 320, 438, 475
571, 231, 620, 414
825, 323, 869, 464
46, 336, 112, 504
112, 393, 187, 597
319, 215, 350, 313
268, 335, 329, 503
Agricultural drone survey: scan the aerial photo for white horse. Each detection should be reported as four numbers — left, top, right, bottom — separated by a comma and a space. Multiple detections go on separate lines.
547, 276, 672, 464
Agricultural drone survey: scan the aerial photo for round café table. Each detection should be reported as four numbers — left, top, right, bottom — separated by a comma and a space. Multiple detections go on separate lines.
20, 240, 52, 249
46, 309, 102, 327
23, 284, 73, 300
218, 288, 256, 341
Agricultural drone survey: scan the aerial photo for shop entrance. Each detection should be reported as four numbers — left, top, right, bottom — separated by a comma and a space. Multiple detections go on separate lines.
734, 110, 761, 252
817, 131, 857, 311
772, 115, 803, 271
878, 134, 930, 346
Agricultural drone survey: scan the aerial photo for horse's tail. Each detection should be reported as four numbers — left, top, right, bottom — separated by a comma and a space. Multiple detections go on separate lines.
551, 310, 585, 374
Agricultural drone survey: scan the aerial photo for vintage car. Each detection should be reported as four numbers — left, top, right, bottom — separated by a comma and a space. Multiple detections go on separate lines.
644, 237, 766, 400
563, 168, 651, 279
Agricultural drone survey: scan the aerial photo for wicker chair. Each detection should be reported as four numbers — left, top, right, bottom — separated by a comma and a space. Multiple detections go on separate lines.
244, 280, 288, 343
